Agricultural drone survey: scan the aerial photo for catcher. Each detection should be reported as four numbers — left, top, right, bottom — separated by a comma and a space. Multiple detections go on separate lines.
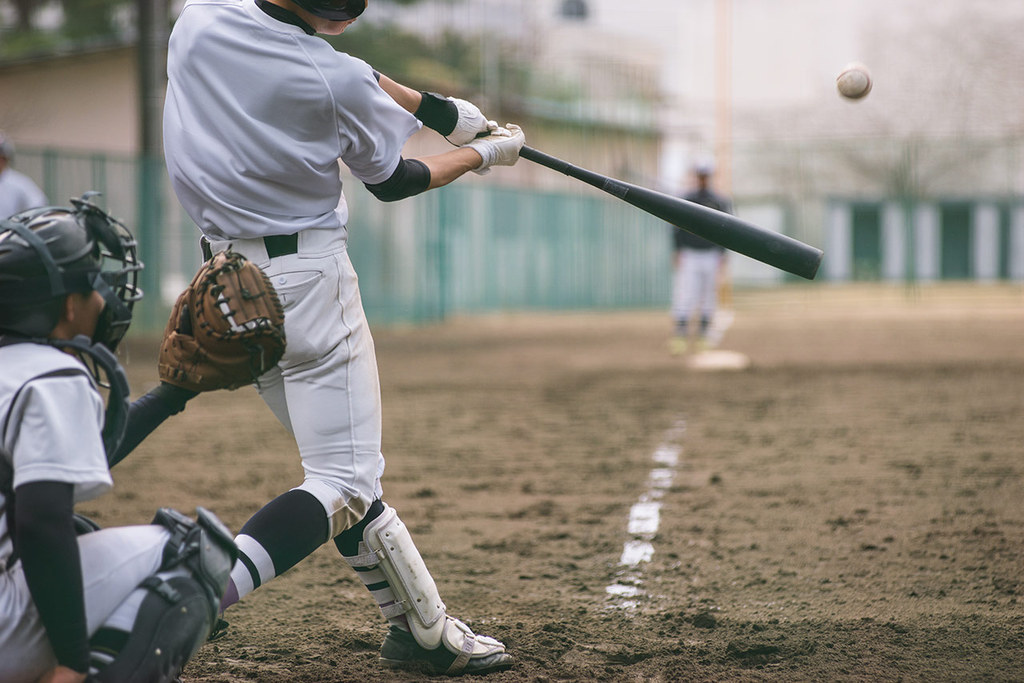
0, 196, 240, 683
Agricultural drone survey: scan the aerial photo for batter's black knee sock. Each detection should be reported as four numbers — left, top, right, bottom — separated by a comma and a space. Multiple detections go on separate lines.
222, 489, 330, 611
334, 500, 411, 632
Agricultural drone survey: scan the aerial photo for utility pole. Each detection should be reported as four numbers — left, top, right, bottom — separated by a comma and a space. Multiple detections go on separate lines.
714, 0, 733, 196
137, 0, 170, 327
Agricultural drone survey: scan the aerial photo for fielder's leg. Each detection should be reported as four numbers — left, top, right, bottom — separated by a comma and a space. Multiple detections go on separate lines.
696, 250, 721, 348
336, 501, 513, 676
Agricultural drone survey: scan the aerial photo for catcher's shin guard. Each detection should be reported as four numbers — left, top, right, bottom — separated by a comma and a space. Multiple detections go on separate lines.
152, 507, 238, 609
93, 576, 214, 682
93, 508, 237, 682
344, 504, 511, 675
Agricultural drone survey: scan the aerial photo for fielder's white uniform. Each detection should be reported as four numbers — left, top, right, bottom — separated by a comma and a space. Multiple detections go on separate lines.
164, 0, 421, 541
0, 167, 48, 219
0, 343, 171, 682
671, 248, 723, 324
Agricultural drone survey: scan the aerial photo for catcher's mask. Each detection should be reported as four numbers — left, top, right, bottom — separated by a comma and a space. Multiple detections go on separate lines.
292, 0, 366, 21
0, 193, 143, 352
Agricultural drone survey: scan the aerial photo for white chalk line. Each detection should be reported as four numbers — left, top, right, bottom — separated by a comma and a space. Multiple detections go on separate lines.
605, 420, 685, 610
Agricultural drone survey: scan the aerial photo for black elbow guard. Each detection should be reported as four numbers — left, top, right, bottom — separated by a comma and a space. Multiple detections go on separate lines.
364, 158, 431, 202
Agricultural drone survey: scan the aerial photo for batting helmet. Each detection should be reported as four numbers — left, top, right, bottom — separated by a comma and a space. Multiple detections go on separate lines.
292, 0, 366, 20
0, 193, 142, 350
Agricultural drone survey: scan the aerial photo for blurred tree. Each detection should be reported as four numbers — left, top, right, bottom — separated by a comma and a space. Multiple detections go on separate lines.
8, 0, 39, 31
326, 24, 482, 95
59, 0, 124, 41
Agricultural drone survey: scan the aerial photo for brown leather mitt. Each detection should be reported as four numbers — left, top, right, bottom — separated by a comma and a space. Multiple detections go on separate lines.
159, 249, 285, 392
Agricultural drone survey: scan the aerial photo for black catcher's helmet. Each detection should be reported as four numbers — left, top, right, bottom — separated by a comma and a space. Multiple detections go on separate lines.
0, 193, 143, 351
292, 0, 366, 20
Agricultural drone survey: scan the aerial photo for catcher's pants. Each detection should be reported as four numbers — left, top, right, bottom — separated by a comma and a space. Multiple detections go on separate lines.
671, 248, 722, 326
210, 229, 384, 538
0, 525, 171, 683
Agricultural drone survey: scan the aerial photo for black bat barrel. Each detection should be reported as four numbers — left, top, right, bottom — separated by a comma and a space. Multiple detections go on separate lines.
520, 146, 823, 280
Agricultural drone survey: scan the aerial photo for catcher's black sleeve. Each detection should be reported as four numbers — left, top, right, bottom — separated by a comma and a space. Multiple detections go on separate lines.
108, 383, 197, 467
15, 480, 90, 673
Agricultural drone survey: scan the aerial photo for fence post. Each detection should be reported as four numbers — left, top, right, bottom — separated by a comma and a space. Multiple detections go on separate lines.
136, 154, 164, 331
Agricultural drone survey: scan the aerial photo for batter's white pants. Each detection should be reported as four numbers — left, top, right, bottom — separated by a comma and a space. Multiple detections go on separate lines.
671, 248, 722, 326
211, 229, 384, 539
0, 525, 171, 683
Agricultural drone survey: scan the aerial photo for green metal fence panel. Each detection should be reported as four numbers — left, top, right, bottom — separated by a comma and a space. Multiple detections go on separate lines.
20, 140, 1020, 332
344, 180, 673, 324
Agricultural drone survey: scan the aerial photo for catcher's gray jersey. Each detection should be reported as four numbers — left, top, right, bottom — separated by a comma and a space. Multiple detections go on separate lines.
163, 0, 421, 240
0, 343, 111, 568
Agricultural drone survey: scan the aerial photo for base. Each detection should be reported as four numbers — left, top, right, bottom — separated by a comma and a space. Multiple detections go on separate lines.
686, 349, 751, 371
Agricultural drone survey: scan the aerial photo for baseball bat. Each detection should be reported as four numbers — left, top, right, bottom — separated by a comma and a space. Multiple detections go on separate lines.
519, 146, 823, 280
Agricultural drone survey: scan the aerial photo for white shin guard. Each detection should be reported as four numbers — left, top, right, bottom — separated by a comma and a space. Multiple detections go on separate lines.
351, 504, 445, 648
345, 504, 505, 662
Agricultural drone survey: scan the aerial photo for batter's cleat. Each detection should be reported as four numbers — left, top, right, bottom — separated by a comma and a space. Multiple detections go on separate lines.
379, 623, 513, 676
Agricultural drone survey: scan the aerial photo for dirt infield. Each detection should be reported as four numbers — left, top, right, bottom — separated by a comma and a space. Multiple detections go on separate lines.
98, 284, 1024, 682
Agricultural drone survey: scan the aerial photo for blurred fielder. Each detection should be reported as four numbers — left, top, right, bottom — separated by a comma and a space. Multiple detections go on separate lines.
0, 132, 48, 219
162, 0, 523, 675
0, 197, 236, 683
669, 158, 733, 354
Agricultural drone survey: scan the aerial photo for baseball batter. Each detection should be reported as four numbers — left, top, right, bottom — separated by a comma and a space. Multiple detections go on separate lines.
162, 0, 523, 675
0, 198, 236, 683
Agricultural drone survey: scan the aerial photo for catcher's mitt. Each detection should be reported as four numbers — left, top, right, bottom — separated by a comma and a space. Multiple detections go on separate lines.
159, 249, 285, 392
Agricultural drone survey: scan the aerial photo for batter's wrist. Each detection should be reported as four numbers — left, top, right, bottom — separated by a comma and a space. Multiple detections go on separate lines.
414, 91, 458, 136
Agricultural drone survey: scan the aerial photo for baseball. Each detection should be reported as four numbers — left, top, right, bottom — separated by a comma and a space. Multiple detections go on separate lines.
836, 62, 872, 100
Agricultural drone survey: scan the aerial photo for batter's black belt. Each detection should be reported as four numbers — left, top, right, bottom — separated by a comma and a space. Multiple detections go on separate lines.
200, 233, 299, 262
264, 233, 299, 258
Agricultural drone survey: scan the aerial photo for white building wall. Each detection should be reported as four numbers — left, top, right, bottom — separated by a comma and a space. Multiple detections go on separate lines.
973, 204, 1000, 282
914, 204, 940, 282
824, 203, 851, 281
881, 202, 907, 282
1011, 207, 1024, 282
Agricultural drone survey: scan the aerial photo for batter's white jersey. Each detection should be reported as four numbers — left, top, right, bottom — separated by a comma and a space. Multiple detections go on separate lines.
163, 0, 421, 240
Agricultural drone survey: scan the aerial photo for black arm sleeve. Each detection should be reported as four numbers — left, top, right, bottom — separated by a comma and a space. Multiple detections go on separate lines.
363, 158, 431, 203
108, 383, 197, 467
15, 481, 89, 673
413, 91, 458, 136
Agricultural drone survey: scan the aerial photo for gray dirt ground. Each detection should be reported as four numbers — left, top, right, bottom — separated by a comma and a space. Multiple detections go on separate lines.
94, 283, 1024, 682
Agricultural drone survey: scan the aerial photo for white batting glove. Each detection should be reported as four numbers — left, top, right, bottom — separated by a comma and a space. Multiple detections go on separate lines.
445, 98, 491, 146
465, 123, 525, 175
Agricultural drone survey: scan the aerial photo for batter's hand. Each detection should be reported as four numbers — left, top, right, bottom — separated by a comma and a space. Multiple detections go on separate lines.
445, 98, 490, 146
465, 123, 525, 175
